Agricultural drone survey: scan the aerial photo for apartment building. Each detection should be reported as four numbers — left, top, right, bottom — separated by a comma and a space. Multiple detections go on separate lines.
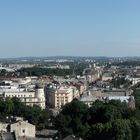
46, 85, 80, 108
0, 84, 46, 109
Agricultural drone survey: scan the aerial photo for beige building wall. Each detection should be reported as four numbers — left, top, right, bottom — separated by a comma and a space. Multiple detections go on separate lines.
5, 92, 35, 98
102, 76, 113, 81
0, 123, 8, 132
3, 89, 46, 109
47, 86, 79, 108
80, 85, 85, 94
10, 121, 35, 137
54, 92, 73, 108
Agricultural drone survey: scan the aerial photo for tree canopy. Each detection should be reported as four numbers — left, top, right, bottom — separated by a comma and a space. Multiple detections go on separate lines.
0, 97, 52, 130
54, 98, 140, 140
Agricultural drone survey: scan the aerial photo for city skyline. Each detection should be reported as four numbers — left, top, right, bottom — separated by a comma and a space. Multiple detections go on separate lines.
0, 0, 140, 57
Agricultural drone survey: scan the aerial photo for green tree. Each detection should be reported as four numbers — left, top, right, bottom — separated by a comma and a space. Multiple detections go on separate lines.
5, 98, 14, 114
110, 119, 132, 140
86, 123, 105, 140
55, 100, 88, 138
130, 118, 140, 140
55, 114, 72, 137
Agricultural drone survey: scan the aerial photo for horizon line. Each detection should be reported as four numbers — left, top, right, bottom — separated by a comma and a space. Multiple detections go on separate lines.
0, 56, 140, 59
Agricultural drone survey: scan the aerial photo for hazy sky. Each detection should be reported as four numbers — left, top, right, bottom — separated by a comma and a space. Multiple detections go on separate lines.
0, 0, 140, 58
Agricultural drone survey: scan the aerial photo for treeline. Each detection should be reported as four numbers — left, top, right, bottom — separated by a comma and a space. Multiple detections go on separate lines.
54, 97, 140, 140
114, 61, 140, 67
0, 97, 52, 130
0, 63, 87, 77
0, 69, 16, 77
18, 67, 84, 77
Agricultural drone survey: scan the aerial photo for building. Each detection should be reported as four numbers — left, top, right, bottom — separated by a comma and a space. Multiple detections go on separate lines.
10, 120, 35, 138
0, 118, 36, 139
80, 95, 98, 106
0, 123, 8, 132
102, 72, 113, 81
0, 84, 46, 109
8, 64, 35, 70
46, 85, 80, 108
80, 94, 135, 108
126, 77, 140, 86
88, 88, 132, 97
74, 82, 86, 95
128, 96, 136, 110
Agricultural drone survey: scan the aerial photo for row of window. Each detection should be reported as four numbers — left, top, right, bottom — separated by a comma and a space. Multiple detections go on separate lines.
5, 95, 33, 97
57, 99, 68, 102
56, 93, 71, 96
57, 97, 68, 99
56, 99, 68, 104
27, 103, 45, 107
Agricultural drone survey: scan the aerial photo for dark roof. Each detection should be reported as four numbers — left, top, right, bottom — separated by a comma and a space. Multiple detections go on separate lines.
1, 132, 15, 140
63, 135, 83, 140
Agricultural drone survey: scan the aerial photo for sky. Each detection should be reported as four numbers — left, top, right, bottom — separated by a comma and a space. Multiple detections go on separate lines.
0, 0, 140, 58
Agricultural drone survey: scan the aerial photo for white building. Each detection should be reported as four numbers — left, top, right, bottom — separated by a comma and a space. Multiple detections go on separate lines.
105, 96, 131, 103
126, 77, 140, 86
0, 123, 8, 132
0, 84, 46, 109
10, 120, 35, 138
80, 94, 135, 107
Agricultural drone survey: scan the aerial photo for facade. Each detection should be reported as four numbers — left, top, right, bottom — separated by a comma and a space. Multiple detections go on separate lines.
8, 64, 35, 70
10, 121, 35, 137
0, 85, 46, 109
87, 88, 133, 97
72, 82, 86, 95
0, 123, 8, 132
80, 94, 135, 108
126, 77, 140, 86
46, 86, 80, 108
0, 118, 36, 138
80, 96, 98, 106
102, 72, 113, 81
